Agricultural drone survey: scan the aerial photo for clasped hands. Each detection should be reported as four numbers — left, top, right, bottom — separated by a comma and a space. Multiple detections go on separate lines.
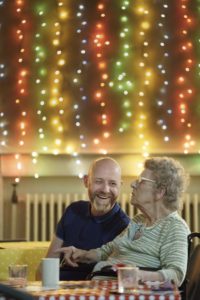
54, 246, 87, 267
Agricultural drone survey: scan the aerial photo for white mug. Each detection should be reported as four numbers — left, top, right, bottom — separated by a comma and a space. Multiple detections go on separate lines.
42, 258, 59, 288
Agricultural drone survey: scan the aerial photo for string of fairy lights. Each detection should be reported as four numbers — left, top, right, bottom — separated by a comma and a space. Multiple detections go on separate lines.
0, 0, 200, 181
0, 0, 6, 155
32, 0, 52, 178
176, 0, 195, 154
13, 0, 30, 182
155, 2, 171, 145
134, 2, 152, 158
109, 0, 134, 134
69, 1, 90, 176
92, 1, 110, 155
72, 0, 90, 177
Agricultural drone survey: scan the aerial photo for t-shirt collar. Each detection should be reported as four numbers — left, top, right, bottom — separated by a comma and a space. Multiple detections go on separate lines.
90, 202, 120, 223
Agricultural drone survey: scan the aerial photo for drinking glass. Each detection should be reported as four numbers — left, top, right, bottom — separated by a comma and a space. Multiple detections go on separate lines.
8, 264, 28, 287
118, 266, 139, 292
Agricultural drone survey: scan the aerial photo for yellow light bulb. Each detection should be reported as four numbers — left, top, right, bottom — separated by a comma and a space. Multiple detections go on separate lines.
66, 146, 73, 153
53, 39, 59, 46
50, 99, 58, 106
52, 88, 58, 94
185, 135, 191, 140
94, 139, 99, 144
32, 152, 38, 157
103, 132, 110, 138
55, 139, 61, 145
141, 22, 150, 29
53, 150, 59, 155
53, 119, 58, 125
138, 7, 144, 13
146, 71, 151, 77
58, 59, 65, 65
20, 122, 25, 129
60, 11, 68, 19
17, 162, 22, 170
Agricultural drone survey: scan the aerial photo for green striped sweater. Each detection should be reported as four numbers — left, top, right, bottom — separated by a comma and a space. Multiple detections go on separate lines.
94, 211, 190, 286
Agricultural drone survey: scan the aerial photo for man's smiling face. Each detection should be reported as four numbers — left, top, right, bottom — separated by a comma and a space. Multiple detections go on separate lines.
87, 159, 122, 216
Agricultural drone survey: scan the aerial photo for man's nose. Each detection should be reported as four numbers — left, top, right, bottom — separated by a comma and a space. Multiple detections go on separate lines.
101, 183, 110, 193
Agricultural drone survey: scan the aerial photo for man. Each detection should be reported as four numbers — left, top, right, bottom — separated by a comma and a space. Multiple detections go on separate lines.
36, 157, 130, 280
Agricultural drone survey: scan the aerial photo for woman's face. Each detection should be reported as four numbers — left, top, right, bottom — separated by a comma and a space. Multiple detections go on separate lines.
130, 168, 156, 212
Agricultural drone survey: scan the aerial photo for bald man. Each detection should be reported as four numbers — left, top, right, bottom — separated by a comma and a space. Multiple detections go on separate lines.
36, 157, 129, 280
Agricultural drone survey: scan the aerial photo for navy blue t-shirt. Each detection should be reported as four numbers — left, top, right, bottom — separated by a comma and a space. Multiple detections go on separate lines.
56, 200, 130, 280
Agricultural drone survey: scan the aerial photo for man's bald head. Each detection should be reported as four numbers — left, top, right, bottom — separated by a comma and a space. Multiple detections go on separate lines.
88, 157, 121, 180
84, 157, 122, 216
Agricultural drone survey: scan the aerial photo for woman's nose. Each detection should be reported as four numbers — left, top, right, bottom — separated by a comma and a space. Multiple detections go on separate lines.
131, 181, 137, 188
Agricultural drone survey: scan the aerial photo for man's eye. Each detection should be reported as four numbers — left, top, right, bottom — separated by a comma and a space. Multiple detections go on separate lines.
95, 180, 102, 184
110, 182, 117, 186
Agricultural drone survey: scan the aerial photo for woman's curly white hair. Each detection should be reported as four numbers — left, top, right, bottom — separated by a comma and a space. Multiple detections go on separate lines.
144, 157, 189, 211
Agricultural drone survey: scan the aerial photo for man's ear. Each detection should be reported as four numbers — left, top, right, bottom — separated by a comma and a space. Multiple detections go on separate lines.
83, 175, 89, 188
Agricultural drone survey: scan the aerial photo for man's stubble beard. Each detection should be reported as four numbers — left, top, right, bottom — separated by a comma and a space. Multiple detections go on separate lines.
89, 191, 117, 213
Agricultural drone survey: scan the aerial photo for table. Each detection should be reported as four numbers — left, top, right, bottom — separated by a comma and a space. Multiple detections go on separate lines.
5, 280, 181, 300
0, 241, 50, 281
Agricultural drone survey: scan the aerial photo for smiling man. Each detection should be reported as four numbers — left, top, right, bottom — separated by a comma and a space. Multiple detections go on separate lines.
87, 158, 122, 216
36, 157, 129, 281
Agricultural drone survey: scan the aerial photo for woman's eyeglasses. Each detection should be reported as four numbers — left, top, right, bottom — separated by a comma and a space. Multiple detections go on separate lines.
135, 175, 156, 186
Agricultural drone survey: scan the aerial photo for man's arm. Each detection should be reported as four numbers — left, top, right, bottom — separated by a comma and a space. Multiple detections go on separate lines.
35, 235, 63, 280
45, 235, 64, 258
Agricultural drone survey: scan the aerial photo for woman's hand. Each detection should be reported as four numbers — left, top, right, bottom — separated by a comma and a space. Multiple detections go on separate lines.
54, 246, 86, 267
54, 247, 99, 267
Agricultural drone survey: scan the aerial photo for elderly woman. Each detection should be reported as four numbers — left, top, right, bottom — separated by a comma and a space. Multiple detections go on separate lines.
55, 157, 190, 286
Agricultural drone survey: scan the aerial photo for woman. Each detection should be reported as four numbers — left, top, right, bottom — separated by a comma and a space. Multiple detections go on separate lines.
55, 157, 190, 286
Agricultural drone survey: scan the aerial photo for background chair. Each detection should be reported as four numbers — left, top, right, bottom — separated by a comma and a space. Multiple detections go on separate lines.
185, 232, 200, 300
180, 232, 200, 300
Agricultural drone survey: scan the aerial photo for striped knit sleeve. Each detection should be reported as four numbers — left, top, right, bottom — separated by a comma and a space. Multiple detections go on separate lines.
95, 226, 130, 260
95, 223, 139, 260
158, 217, 190, 286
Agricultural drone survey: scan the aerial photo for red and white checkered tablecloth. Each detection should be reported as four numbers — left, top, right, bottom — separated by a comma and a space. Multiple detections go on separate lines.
20, 280, 181, 300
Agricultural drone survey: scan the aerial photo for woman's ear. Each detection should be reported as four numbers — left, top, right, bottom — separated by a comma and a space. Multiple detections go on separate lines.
83, 175, 89, 188
156, 187, 166, 202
